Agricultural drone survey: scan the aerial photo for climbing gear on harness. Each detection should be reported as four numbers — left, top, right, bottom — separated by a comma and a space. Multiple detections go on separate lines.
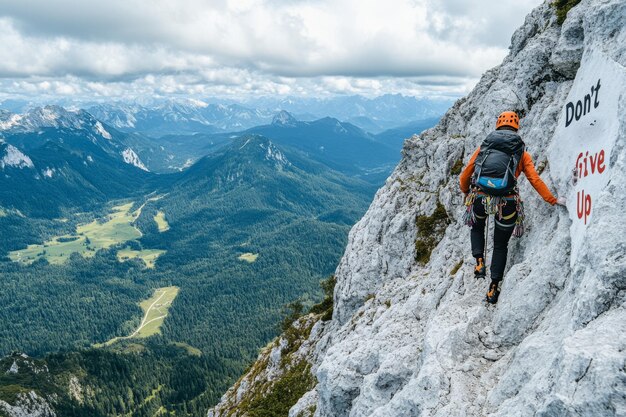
483, 194, 507, 217
513, 192, 526, 238
473, 129, 525, 196
464, 188, 525, 238
463, 190, 478, 227
486, 281, 500, 304
495, 111, 520, 130
474, 257, 486, 278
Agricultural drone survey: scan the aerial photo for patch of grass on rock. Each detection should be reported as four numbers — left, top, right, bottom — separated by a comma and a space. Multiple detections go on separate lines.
415, 202, 450, 265
552, 0, 582, 24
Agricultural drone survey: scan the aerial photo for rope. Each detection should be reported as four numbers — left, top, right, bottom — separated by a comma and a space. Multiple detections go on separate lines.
485, 210, 490, 269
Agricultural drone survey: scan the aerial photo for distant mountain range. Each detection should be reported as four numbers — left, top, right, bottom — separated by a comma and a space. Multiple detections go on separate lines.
373, 117, 442, 149
239, 111, 400, 181
0, 103, 440, 220
87, 101, 275, 136
242, 94, 454, 131
0, 94, 452, 136
95, 110, 430, 180
86, 97, 450, 136
0, 104, 394, 239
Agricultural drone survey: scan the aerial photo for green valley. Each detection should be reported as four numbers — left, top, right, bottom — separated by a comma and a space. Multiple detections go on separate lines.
9, 203, 143, 265
0, 135, 378, 415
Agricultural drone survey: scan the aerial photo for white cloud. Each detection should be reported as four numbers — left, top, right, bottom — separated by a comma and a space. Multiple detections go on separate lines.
0, 0, 544, 100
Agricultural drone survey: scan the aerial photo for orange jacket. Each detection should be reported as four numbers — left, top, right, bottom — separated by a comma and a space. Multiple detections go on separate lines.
459, 147, 557, 205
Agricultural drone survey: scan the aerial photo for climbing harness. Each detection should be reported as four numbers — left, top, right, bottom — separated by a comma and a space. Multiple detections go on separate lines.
463, 186, 526, 238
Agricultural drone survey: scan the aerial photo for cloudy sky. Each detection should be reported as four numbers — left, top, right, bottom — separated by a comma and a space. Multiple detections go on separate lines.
0, 0, 542, 102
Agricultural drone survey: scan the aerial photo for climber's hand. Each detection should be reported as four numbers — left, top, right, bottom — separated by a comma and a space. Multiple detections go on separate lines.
556, 197, 567, 207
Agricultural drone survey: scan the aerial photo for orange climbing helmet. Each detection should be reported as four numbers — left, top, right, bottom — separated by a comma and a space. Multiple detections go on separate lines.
496, 111, 520, 130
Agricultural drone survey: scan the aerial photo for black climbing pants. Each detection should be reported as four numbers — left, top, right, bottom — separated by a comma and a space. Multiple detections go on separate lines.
470, 196, 518, 283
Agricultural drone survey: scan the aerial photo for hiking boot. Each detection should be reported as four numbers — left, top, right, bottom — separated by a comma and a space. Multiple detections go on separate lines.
486, 281, 500, 304
474, 257, 486, 278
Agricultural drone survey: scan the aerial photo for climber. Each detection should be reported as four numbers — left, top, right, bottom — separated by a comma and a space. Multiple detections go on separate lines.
459, 111, 564, 304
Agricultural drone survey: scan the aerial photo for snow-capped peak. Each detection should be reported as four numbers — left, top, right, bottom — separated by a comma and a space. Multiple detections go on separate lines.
40, 106, 60, 123
0, 111, 22, 131
1, 105, 90, 132
121, 148, 149, 171
186, 98, 208, 108
1, 144, 34, 169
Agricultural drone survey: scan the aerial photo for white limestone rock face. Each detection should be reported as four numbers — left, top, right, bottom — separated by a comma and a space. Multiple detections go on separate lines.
122, 147, 149, 171
68, 375, 84, 404
0, 392, 56, 417
0, 144, 34, 169
7, 361, 19, 374
209, 1, 626, 416
311, 1, 626, 416
94, 121, 112, 140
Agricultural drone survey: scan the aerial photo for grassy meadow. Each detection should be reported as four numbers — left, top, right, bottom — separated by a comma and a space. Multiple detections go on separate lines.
9, 203, 142, 265
238, 252, 259, 263
117, 248, 166, 269
154, 210, 170, 232
96, 286, 180, 347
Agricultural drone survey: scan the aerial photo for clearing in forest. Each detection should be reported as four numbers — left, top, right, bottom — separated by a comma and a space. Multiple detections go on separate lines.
9, 203, 142, 265
97, 286, 179, 346
171, 342, 202, 357
117, 248, 166, 269
154, 210, 170, 232
238, 252, 259, 263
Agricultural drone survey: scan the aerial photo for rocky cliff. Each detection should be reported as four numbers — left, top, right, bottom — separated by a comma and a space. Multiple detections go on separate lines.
208, 1, 626, 416
0, 354, 57, 417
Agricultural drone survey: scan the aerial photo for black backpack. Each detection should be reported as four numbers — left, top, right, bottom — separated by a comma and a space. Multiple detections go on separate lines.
473, 129, 525, 196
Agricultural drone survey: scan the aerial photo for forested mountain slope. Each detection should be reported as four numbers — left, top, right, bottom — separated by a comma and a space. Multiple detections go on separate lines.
0, 106, 152, 217
0, 135, 376, 416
